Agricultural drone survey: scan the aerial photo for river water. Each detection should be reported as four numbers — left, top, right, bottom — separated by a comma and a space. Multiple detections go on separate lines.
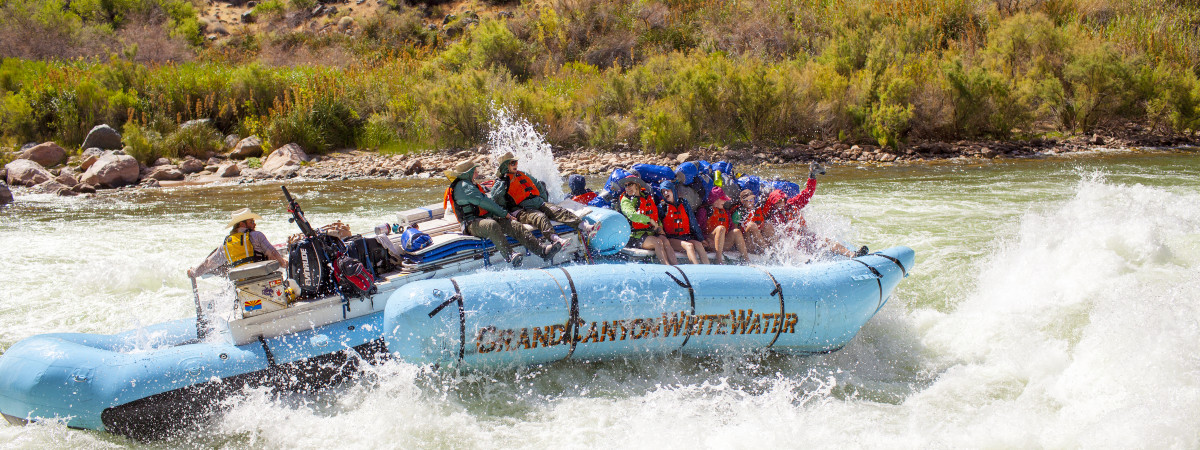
1, 149, 1198, 448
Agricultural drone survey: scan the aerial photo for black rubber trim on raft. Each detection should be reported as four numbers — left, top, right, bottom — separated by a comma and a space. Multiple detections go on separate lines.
258, 335, 276, 367
851, 260, 884, 311
559, 268, 582, 359
427, 279, 467, 362
664, 268, 697, 348
100, 339, 388, 441
753, 268, 786, 348
870, 252, 907, 277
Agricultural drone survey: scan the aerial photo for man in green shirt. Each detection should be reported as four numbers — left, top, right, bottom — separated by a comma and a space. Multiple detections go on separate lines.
444, 160, 557, 267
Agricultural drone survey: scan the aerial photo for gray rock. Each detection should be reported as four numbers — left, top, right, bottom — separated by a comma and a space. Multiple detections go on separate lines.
262, 143, 308, 174
206, 157, 224, 165
5, 159, 53, 187
81, 124, 123, 150
72, 183, 97, 194
0, 183, 11, 205
147, 166, 185, 181
20, 142, 68, 167
216, 163, 240, 177
204, 165, 220, 172
55, 171, 78, 188
80, 153, 140, 188
401, 159, 423, 175
140, 178, 161, 188
224, 134, 240, 150
230, 135, 264, 159
180, 158, 205, 174
32, 180, 76, 196
675, 152, 694, 164
151, 157, 172, 167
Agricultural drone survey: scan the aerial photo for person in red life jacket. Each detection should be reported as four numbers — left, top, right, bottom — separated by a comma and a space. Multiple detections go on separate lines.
731, 188, 774, 253
617, 175, 678, 265
568, 174, 598, 204
763, 162, 823, 226
657, 180, 710, 264
701, 187, 750, 264
444, 160, 555, 267
188, 208, 289, 278
491, 152, 593, 252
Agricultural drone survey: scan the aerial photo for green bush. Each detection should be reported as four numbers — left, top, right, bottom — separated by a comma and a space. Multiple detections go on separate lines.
638, 100, 692, 154
122, 121, 164, 163
162, 120, 222, 159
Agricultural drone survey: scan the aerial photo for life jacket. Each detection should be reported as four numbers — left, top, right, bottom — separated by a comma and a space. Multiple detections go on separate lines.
572, 191, 598, 205
443, 179, 489, 222
224, 231, 265, 267
662, 202, 691, 236
505, 171, 541, 205
621, 192, 659, 231
706, 206, 730, 234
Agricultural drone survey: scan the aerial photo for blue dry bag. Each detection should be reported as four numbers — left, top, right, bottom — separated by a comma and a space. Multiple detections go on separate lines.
400, 227, 433, 253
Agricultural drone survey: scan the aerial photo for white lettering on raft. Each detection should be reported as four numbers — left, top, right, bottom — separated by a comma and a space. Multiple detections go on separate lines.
473, 310, 801, 354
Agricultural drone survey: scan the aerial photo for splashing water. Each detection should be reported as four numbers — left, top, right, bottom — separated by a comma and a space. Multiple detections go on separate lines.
487, 108, 566, 202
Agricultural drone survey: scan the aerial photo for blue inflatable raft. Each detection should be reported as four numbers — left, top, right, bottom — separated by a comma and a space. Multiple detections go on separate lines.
0, 245, 913, 438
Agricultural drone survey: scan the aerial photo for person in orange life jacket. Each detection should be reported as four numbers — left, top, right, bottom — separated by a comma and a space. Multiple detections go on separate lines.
657, 180, 710, 264
444, 160, 555, 267
617, 175, 678, 265
188, 208, 289, 278
490, 152, 593, 251
700, 187, 750, 264
731, 188, 774, 253
568, 174, 599, 205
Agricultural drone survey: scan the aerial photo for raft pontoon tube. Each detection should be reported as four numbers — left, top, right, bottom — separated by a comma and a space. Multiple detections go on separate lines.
383, 246, 914, 369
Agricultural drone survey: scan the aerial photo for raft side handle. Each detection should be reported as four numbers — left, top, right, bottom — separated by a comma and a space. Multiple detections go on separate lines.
666, 267, 698, 348
426, 279, 467, 362
870, 252, 908, 277
751, 267, 786, 348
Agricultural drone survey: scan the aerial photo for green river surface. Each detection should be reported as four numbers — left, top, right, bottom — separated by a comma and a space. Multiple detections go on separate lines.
1, 149, 1198, 448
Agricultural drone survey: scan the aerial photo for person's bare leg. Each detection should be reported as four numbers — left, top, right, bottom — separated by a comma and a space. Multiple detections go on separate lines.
730, 228, 750, 261
745, 222, 765, 253
710, 226, 727, 264
643, 236, 675, 265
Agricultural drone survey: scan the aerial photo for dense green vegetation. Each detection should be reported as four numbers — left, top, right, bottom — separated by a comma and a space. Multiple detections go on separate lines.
2, 0, 1199, 161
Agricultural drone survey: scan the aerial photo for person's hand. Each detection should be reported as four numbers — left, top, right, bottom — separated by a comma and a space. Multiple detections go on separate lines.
506, 212, 519, 221
808, 162, 826, 179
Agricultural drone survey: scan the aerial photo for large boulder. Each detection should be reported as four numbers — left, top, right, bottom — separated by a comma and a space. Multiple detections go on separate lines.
80, 153, 140, 188
180, 158, 205, 174
55, 169, 78, 188
216, 163, 240, 177
0, 183, 12, 206
147, 166, 185, 181
230, 135, 264, 159
5, 159, 53, 187
31, 180, 76, 196
81, 124, 123, 150
262, 143, 308, 175
20, 142, 68, 167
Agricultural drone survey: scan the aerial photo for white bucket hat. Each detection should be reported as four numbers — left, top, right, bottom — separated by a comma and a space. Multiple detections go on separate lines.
227, 208, 264, 228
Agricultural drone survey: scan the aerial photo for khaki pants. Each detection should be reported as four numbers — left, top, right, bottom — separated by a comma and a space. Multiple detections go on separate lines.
517, 203, 582, 237
465, 218, 545, 258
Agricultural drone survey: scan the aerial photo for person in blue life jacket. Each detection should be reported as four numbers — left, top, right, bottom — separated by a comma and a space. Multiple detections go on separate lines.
657, 180, 710, 265
490, 152, 596, 250
444, 160, 556, 267
188, 208, 289, 278
617, 175, 678, 265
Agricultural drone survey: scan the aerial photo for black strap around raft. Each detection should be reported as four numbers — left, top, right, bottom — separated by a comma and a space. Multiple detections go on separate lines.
427, 278, 467, 362
851, 260, 885, 311
558, 268, 582, 359
665, 267, 698, 348
258, 335, 277, 367
759, 269, 786, 348
869, 252, 908, 277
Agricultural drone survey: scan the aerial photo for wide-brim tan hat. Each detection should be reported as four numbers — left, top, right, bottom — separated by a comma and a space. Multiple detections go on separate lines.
615, 175, 650, 192
444, 160, 478, 181
227, 207, 264, 228
496, 151, 517, 167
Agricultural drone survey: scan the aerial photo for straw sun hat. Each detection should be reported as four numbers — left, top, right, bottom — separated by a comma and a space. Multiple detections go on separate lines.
226, 208, 264, 228
443, 160, 479, 181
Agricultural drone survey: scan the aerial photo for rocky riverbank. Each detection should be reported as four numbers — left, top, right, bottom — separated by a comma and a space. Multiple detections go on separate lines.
2, 123, 1196, 203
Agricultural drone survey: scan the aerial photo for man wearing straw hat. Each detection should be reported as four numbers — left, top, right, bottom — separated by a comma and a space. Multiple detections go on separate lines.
188, 208, 289, 278
491, 152, 592, 249
444, 160, 557, 267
